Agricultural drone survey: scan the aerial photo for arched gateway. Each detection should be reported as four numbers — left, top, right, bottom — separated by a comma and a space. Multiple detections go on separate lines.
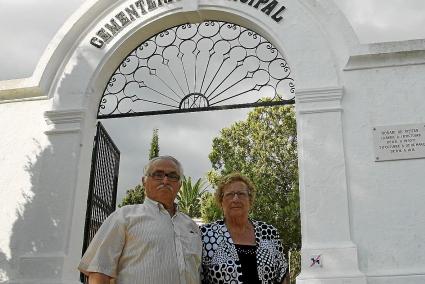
2, 0, 425, 283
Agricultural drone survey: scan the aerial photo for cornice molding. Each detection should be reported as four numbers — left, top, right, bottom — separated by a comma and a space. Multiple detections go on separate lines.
44, 109, 85, 125
345, 50, 425, 71
295, 86, 343, 114
296, 86, 343, 103
0, 78, 46, 103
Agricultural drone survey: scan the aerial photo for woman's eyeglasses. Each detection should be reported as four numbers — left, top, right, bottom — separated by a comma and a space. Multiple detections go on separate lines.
222, 190, 250, 200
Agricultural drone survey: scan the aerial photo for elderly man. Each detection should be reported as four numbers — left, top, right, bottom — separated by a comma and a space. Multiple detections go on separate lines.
78, 155, 202, 284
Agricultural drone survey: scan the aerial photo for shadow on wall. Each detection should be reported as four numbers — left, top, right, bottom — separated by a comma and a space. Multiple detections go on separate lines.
0, 50, 100, 282
0, 250, 10, 281
0, 39, 110, 282
0, 139, 78, 281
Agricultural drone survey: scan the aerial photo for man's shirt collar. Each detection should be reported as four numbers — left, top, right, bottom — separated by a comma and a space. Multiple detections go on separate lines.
144, 196, 178, 214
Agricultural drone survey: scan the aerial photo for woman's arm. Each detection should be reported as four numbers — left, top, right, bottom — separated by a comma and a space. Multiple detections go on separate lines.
281, 273, 289, 284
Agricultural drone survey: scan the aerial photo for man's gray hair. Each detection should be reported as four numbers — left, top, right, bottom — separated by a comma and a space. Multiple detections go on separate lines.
143, 155, 184, 177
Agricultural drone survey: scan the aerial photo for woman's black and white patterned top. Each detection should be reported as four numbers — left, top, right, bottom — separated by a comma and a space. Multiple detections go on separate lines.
200, 219, 288, 284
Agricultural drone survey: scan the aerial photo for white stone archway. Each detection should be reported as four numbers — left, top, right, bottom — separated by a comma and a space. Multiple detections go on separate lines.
2, 0, 425, 283
46, 1, 364, 283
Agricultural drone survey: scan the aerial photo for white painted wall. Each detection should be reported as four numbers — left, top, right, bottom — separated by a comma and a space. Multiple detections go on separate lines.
342, 42, 425, 283
0, 0, 424, 283
0, 99, 51, 282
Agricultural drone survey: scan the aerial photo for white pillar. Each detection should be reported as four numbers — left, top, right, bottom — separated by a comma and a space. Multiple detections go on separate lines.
295, 87, 366, 283
8, 109, 85, 284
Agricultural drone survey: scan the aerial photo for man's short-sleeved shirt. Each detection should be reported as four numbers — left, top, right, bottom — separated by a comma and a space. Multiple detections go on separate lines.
78, 197, 202, 284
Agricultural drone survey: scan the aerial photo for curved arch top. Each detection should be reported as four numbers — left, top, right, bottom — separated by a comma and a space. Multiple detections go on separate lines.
98, 20, 295, 118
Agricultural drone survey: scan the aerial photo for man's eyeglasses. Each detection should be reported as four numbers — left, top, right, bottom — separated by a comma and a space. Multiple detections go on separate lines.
222, 190, 250, 200
148, 171, 180, 182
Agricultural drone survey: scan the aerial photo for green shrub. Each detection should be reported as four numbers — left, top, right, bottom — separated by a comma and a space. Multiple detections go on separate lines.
289, 249, 301, 284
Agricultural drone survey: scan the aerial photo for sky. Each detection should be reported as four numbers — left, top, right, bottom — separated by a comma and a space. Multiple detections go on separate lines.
1, 0, 425, 203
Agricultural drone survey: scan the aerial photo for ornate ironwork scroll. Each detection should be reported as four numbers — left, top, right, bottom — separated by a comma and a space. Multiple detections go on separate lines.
81, 122, 120, 283
98, 21, 295, 118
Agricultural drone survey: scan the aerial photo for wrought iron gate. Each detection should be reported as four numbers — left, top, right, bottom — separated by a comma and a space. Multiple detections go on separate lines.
80, 122, 120, 282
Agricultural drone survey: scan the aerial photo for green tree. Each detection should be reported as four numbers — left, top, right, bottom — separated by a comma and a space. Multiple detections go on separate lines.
177, 177, 208, 218
118, 184, 145, 207
208, 103, 300, 252
200, 192, 222, 223
119, 128, 160, 207
149, 128, 159, 159
289, 249, 301, 284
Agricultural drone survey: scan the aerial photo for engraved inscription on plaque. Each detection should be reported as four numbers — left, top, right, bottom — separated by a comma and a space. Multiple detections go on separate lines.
372, 123, 425, 161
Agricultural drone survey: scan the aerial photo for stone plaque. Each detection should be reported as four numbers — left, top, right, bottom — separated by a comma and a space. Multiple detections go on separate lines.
372, 123, 425, 161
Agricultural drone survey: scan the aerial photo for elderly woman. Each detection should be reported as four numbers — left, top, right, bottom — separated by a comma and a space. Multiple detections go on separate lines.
200, 173, 289, 284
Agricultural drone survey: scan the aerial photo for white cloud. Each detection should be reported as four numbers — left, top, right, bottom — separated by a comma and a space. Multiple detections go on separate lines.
334, 0, 425, 42
0, 0, 85, 79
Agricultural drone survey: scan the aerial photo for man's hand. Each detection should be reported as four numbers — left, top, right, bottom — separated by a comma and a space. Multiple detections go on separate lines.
281, 273, 289, 284
88, 272, 112, 284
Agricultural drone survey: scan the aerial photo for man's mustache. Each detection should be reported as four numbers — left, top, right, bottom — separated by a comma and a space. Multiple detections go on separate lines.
157, 184, 173, 190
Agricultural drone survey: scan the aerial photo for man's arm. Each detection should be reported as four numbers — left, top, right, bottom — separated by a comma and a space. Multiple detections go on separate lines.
281, 273, 289, 284
79, 210, 125, 283
88, 272, 112, 284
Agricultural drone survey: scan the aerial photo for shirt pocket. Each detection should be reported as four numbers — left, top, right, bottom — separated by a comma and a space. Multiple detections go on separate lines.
181, 231, 202, 265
